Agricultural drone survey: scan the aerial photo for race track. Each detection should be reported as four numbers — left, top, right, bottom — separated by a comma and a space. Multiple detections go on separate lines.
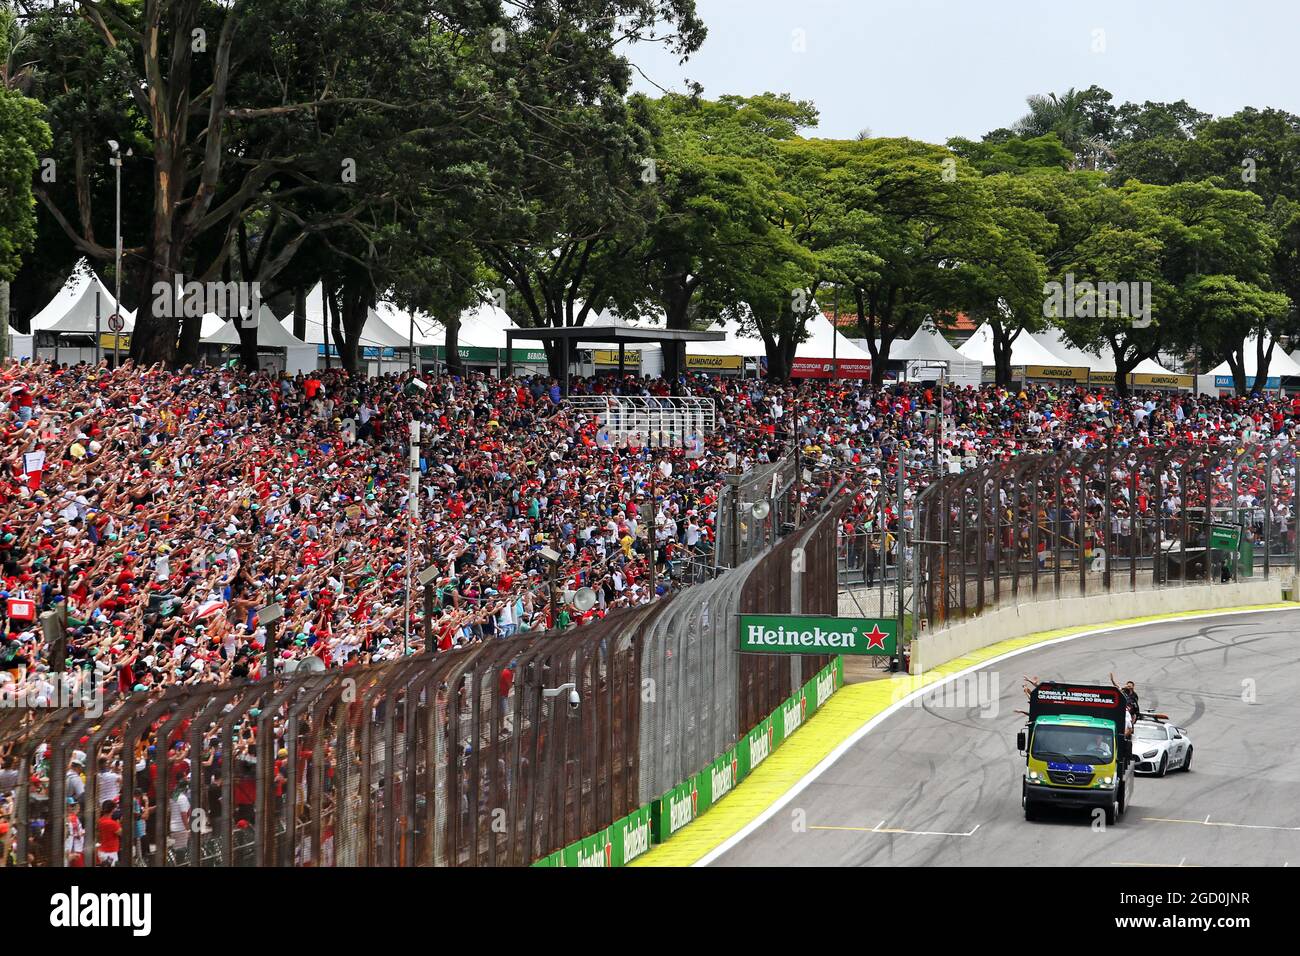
713, 609, 1300, 867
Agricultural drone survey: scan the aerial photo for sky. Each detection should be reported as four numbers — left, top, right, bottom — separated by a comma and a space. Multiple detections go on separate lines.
627, 0, 1300, 143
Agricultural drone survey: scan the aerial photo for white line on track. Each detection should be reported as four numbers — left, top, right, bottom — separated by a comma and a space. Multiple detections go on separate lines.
1143, 816, 1300, 832
809, 822, 981, 838
695, 605, 1300, 867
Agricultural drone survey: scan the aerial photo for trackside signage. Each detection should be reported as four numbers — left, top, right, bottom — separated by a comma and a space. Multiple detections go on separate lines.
531, 804, 654, 867
739, 614, 897, 656
535, 658, 845, 865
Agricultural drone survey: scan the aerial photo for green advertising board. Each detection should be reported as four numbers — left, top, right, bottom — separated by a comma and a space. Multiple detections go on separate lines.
611, 805, 653, 866
737, 713, 778, 777
535, 659, 845, 867
1209, 524, 1241, 551
563, 825, 614, 867
739, 614, 897, 656
652, 778, 700, 842
695, 746, 741, 815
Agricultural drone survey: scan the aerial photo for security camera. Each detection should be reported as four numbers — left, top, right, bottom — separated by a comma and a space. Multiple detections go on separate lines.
568, 688, 580, 712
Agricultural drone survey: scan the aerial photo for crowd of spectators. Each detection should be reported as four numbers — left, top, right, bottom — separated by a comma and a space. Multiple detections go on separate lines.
2, 358, 1299, 863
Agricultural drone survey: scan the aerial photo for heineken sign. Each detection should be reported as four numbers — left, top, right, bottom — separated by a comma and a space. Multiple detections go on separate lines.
1209, 524, 1241, 551
739, 614, 896, 656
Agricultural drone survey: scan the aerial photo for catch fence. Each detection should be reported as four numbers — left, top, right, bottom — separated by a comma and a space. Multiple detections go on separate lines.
1, 492, 845, 867
911, 443, 1299, 629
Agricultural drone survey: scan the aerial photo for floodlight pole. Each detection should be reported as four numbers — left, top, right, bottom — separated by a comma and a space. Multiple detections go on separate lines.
109, 141, 124, 367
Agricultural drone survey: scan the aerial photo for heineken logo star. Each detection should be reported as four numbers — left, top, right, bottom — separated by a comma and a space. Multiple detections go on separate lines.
865, 625, 889, 650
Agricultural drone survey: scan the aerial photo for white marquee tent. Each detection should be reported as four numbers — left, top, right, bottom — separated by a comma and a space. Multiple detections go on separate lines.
1032, 328, 1116, 372
957, 323, 1074, 367
204, 306, 317, 375
28, 267, 135, 334
873, 326, 984, 387
1206, 333, 1300, 379
287, 283, 413, 350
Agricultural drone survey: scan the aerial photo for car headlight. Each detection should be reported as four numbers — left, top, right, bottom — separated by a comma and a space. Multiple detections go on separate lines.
1028, 771, 1040, 781
1142, 750, 1158, 759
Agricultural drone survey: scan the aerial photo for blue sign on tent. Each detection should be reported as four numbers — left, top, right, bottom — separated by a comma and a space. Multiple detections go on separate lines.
1214, 375, 1280, 389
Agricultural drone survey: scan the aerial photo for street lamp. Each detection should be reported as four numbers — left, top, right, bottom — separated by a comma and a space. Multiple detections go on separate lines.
107, 140, 132, 368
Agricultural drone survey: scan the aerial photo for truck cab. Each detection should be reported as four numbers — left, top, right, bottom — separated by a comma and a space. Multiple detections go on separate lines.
1017, 682, 1136, 824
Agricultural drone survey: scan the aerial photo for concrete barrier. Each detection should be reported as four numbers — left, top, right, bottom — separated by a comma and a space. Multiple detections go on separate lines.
911, 578, 1284, 674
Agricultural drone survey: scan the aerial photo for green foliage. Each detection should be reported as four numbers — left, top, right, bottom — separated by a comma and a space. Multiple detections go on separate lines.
0, 84, 50, 282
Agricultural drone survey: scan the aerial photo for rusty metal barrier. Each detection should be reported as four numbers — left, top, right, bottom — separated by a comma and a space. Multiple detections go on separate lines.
1, 496, 846, 868
914, 443, 1299, 630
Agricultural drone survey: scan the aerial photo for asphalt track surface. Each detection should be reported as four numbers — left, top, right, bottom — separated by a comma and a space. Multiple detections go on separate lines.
715, 609, 1300, 866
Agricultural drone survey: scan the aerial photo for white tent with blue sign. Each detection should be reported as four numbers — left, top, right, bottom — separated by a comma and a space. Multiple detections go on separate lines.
1206, 333, 1300, 379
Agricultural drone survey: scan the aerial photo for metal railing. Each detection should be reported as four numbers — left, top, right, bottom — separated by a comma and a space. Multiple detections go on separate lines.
564, 396, 716, 450
1, 481, 844, 868
912, 442, 1300, 630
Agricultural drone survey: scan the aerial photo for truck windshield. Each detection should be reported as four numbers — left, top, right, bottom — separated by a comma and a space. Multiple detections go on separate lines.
1031, 725, 1114, 766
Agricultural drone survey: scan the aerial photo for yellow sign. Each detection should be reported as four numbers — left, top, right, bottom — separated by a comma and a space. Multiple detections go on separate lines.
1131, 372, 1192, 389
1025, 364, 1089, 382
1089, 371, 1116, 386
99, 333, 131, 351
686, 354, 742, 370
593, 349, 641, 365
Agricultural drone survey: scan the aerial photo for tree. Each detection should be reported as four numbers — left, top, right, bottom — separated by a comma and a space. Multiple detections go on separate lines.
636, 92, 817, 380
1012, 86, 1116, 170
793, 137, 996, 385
954, 173, 1057, 385
0, 4, 50, 358
947, 133, 1073, 175
0, 87, 49, 356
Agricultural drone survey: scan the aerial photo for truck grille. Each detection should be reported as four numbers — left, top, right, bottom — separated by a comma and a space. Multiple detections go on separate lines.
1046, 769, 1094, 786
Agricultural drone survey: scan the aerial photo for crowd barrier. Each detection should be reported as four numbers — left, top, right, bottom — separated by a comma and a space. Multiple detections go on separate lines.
0, 490, 847, 867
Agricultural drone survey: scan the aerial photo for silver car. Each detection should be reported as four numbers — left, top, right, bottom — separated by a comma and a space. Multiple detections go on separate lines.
1133, 717, 1193, 776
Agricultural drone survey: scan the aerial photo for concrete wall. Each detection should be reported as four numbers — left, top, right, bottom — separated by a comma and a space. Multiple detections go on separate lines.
911, 577, 1285, 674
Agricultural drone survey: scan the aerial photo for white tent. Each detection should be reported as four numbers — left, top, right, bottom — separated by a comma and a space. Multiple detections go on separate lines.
1032, 328, 1116, 372
204, 307, 310, 347
199, 313, 227, 341
957, 323, 1075, 367
374, 302, 443, 347
1131, 357, 1178, 376
28, 266, 135, 334
204, 306, 318, 375
1207, 334, 1300, 378
878, 326, 984, 387
28, 269, 135, 335
286, 283, 411, 350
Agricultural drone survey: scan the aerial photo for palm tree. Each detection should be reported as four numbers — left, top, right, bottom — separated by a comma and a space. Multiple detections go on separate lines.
1012, 88, 1110, 170
0, 4, 36, 361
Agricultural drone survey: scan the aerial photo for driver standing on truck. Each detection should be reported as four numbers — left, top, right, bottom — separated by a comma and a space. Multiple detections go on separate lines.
1109, 672, 1140, 732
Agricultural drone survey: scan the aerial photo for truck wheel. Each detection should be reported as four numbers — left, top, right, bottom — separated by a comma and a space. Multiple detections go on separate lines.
1022, 784, 1036, 820
1105, 794, 1118, 825
1157, 754, 1168, 778
1181, 747, 1192, 772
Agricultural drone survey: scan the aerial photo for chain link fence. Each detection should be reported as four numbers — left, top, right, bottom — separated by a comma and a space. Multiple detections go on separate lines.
1, 491, 845, 868
913, 443, 1299, 630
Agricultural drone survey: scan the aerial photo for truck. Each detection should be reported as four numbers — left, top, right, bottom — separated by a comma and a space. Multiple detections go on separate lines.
1017, 682, 1136, 823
